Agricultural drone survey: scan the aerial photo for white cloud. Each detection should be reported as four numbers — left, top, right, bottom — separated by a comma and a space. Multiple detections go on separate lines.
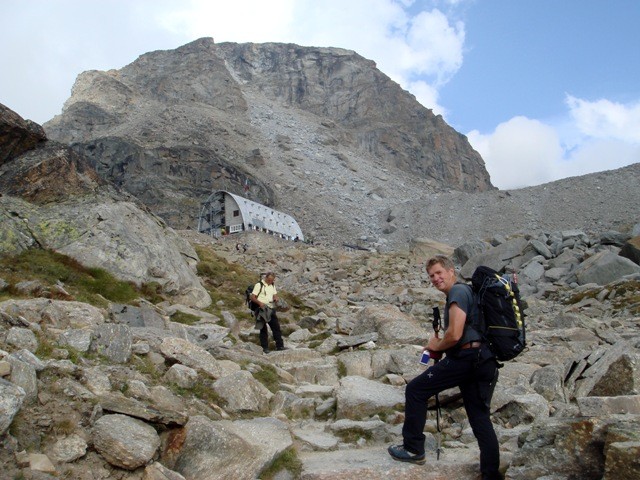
468, 97, 640, 190
155, 0, 296, 42
566, 95, 640, 143
468, 117, 563, 189
553, 139, 640, 181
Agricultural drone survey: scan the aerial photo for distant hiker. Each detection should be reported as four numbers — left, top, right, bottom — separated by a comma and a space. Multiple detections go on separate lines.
250, 272, 285, 354
242, 243, 248, 253
388, 255, 501, 480
236, 243, 242, 252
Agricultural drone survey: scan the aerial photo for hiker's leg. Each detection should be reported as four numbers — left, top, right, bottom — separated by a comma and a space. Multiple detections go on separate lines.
269, 312, 284, 349
402, 357, 467, 455
259, 323, 269, 350
461, 357, 500, 479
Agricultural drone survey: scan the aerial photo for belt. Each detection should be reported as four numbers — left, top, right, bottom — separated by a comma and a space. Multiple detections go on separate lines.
459, 341, 482, 350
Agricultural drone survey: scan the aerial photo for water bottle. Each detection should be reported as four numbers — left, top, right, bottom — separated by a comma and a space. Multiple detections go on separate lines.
419, 351, 430, 365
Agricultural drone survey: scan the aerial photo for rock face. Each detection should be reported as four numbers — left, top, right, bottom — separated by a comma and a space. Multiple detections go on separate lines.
0, 104, 211, 308
44, 37, 493, 245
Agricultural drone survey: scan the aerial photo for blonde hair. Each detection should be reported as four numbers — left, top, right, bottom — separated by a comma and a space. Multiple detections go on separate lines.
426, 255, 455, 271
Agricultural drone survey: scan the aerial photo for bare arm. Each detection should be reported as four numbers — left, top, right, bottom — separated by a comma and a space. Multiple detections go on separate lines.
250, 293, 264, 308
426, 303, 466, 352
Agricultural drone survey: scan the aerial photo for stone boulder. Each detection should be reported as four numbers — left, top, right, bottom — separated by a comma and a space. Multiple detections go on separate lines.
460, 237, 529, 279
92, 413, 161, 470
335, 376, 404, 420
0, 378, 26, 435
351, 304, 428, 346
0, 298, 105, 329
159, 337, 224, 379
574, 250, 640, 286
620, 235, 640, 265
408, 237, 454, 261
169, 415, 292, 480
212, 370, 273, 414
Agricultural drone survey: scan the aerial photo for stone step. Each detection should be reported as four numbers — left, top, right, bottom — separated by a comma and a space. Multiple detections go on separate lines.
299, 445, 481, 480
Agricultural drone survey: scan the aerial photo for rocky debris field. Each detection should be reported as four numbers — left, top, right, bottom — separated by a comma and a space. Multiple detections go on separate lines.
1, 225, 639, 480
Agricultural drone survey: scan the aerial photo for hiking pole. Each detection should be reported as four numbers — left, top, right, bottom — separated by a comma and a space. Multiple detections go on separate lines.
432, 307, 443, 461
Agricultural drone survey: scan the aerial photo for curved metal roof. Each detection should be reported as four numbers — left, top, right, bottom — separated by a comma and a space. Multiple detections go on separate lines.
221, 191, 304, 241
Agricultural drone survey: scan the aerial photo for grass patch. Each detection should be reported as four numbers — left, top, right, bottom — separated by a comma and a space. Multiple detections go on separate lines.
334, 428, 374, 444
35, 336, 57, 360
170, 311, 201, 325
258, 447, 303, 480
131, 355, 163, 380
169, 381, 226, 407
194, 245, 317, 323
195, 245, 260, 317
52, 417, 78, 436
566, 289, 599, 305
253, 364, 280, 393
0, 248, 164, 306
337, 359, 347, 378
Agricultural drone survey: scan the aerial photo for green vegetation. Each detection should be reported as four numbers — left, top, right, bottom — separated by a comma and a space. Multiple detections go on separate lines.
131, 355, 163, 381
252, 364, 280, 393
194, 245, 316, 322
168, 381, 225, 407
170, 310, 201, 325
337, 359, 347, 378
334, 428, 373, 444
0, 248, 163, 306
195, 245, 260, 319
258, 447, 303, 480
52, 417, 78, 436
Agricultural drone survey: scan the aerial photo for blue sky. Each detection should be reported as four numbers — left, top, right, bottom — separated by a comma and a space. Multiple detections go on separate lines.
2, 0, 639, 189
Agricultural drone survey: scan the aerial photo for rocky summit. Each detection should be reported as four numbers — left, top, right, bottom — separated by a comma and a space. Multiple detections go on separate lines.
43, 37, 493, 247
1, 37, 640, 480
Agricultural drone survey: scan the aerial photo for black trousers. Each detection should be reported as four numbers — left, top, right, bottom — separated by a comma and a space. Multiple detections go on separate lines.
402, 344, 500, 479
259, 309, 284, 350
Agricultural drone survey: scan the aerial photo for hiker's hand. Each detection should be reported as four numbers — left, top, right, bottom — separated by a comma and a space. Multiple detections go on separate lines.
429, 350, 443, 360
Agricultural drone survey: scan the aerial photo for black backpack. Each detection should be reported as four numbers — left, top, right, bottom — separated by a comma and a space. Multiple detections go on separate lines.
471, 265, 526, 362
245, 282, 264, 313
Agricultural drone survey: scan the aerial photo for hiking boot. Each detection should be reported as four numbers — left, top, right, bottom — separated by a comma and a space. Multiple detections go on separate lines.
276, 346, 287, 351
263, 348, 270, 354
387, 444, 425, 465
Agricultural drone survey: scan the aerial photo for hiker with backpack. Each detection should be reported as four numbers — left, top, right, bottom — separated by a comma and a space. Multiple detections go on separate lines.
388, 255, 502, 480
250, 272, 286, 354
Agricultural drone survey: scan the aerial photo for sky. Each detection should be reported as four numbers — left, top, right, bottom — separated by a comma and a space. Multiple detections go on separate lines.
2, 0, 639, 190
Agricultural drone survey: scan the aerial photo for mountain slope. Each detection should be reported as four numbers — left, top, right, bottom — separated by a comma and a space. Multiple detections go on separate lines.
44, 38, 492, 246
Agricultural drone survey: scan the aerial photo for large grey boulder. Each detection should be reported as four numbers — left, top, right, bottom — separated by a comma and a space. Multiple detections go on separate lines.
159, 337, 224, 379
212, 370, 273, 414
574, 250, 640, 285
460, 237, 529, 279
0, 298, 105, 329
335, 376, 404, 420
351, 304, 428, 346
92, 413, 161, 470
169, 415, 292, 480
91, 324, 132, 364
452, 239, 490, 266
7, 355, 38, 403
620, 235, 640, 265
573, 341, 640, 398
0, 378, 26, 435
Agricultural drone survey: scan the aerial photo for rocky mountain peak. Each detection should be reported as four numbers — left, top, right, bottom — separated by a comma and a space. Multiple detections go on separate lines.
44, 38, 493, 246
